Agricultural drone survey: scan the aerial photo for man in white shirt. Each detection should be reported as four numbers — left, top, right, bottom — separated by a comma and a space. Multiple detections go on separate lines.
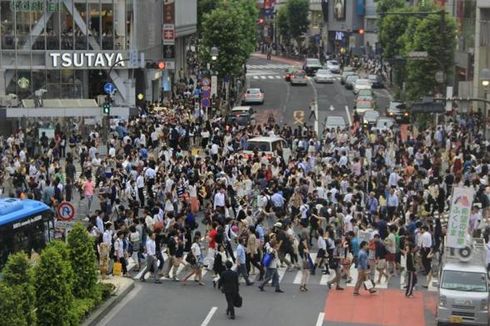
419, 225, 432, 275
140, 233, 161, 283
145, 165, 157, 198
136, 173, 145, 207
214, 187, 226, 214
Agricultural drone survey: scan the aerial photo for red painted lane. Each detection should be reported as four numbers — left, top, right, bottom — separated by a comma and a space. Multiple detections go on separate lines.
324, 287, 432, 326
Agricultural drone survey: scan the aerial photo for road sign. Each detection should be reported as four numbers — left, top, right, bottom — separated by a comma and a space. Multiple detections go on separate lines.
201, 98, 210, 108
129, 49, 139, 68
56, 201, 75, 221
408, 51, 428, 60
104, 82, 116, 95
201, 78, 210, 87
202, 89, 211, 98
293, 110, 305, 124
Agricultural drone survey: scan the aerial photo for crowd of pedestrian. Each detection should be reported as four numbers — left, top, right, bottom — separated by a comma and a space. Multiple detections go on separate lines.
1, 70, 489, 319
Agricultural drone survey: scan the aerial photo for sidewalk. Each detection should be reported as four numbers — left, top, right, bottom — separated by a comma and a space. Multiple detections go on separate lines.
251, 52, 304, 66
82, 276, 135, 326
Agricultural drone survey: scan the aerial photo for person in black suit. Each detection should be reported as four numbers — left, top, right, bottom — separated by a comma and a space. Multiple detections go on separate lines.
219, 260, 240, 319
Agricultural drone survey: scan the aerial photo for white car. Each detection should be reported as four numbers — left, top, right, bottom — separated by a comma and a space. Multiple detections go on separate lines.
353, 79, 372, 94
314, 69, 335, 83
324, 115, 347, 131
241, 88, 264, 104
290, 70, 308, 86
326, 60, 341, 74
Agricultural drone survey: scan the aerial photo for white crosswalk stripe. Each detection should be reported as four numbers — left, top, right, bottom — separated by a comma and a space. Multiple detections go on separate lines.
251, 75, 283, 80
246, 64, 292, 70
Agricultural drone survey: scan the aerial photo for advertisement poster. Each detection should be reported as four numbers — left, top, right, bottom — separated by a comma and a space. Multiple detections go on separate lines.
447, 187, 475, 248
334, 0, 345, 20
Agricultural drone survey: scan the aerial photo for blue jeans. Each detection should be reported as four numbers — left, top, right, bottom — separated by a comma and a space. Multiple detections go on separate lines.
260, 267, 279, 290
237, 263, 252, 284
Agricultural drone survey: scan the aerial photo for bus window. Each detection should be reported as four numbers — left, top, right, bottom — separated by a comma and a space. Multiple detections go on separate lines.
246, 141, 271, 152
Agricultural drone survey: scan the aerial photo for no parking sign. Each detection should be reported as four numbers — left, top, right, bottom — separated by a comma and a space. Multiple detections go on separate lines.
57, 201, 76, 221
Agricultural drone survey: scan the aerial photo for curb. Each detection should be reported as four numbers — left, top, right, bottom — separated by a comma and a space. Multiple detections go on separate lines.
82, 280, 135, 326
251, 53, 303, 66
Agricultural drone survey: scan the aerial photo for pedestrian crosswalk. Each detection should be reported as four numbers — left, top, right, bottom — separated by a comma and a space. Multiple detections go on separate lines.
124, 250, 438, 292
246, 64, 294, 70
249, 75, 283, 80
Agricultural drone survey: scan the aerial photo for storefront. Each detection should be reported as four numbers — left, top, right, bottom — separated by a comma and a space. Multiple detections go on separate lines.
0, 0, 168, 106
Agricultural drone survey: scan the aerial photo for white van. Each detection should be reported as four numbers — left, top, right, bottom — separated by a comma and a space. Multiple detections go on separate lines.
242, 136, 292, 163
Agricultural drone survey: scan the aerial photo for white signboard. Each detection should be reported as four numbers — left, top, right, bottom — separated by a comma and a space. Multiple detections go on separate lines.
47, 51, 127, 69
211, 75, 218, 97
447, 187, 475, 248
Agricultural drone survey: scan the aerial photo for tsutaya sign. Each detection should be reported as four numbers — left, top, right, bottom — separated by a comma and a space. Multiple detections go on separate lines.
46, 51, 128, 69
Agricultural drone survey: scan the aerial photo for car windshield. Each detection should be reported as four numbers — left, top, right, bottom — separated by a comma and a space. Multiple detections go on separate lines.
358, 90, 373, 96
245, 141, 271, 152
307, 59, 321, 65
346, 76, 358, 82
441, 270, 488, 292
328, 61, 339, 65
247, 89, 260, 94
316, 70, 329, 75
295, 72, 306, 78
356, 79, 371, 86
377, 119, 394, 128
389, 102, 405, 112
357, 101, 373, 109
364, 111, 379, 120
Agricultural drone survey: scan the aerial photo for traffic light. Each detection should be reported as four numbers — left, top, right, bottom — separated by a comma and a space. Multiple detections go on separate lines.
102, 102, 111, 115
257, 18, 265, 25
354, 29, 365, 35
145, 60, 166, 70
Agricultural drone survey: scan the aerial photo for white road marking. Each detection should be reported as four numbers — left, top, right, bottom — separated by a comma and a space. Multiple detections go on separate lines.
260, 76, 267, 79
347, 265, 388, 289
278, 267, 286, 282
275, 75, 282, 79
293, 271, 303, 284
268, 76, 275, 79
315, 312, 325, 326
308, 78, 319, 135
345, 105, 352, 126
320, 273, 335, 285
253, 76, 259, 79
134, 266, 147, 280
201, 306, 218, 326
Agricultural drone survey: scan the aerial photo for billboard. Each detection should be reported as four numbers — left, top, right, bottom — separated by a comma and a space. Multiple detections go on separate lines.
447, 187, 475, 248
334, 0, 345, 20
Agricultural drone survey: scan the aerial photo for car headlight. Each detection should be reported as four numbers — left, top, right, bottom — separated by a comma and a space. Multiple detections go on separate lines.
439, 295, 447, 307
481, 299, 488, 311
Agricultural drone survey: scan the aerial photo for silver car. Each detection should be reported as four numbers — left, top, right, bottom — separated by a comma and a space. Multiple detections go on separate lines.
314, 69, 335, 83
290, 70, 308, 86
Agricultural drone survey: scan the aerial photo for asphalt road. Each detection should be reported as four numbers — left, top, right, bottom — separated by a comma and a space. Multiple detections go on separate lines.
99, 56, 438, 326
244, 56, 392, 134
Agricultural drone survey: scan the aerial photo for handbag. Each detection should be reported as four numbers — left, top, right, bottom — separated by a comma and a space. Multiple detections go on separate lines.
234, 293, 243, 308
363, 279, 375, 290
113, 262, 122, 276
186, 252, 197, 265
262, 252, 273, 268
306, 253, 314, 270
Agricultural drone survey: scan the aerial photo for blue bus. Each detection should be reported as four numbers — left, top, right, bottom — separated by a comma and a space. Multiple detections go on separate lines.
0, 198, 54, 268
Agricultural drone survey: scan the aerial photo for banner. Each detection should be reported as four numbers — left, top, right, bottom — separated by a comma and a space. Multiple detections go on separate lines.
447, 187, 475, 248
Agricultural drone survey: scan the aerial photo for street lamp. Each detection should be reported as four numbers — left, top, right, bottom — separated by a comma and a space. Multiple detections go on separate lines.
480, 68, 490, 87
211, 46, 219, 61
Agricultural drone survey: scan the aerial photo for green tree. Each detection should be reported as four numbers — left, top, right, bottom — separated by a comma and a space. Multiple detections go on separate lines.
2, 252, 37, 325
197, 0, 223, 35
35, 242, 76, 326
404, 12, 456, 100
0, 283, 27, 326
67, 223, 98, 300
277, 6, 290, 44
378, 6, 414, 59
200, 3, 257, 77
286, 0, 309, 45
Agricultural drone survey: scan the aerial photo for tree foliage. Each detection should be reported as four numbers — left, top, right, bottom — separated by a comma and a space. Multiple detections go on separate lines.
200, 0, 257, 77
2, 252, 36, 325
35, 242, 76, 326
286, 0, 309, 41
378, 7, 414, 59
404, 12, 456, 100
0, 283, 28, 326
277, 6, 290, 43
67, 223, 99, 300
197, 0, 222, 35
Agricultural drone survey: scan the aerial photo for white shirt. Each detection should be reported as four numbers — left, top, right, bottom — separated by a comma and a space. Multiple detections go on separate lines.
114, 238, 124, 258
103, 230, 112, 246
136, 174, 145, 188
214, 192, 225, 209
421, 231, 432, 249
145, 167, 156, 180
146, 238, 156, 256
211, 143, 219, 155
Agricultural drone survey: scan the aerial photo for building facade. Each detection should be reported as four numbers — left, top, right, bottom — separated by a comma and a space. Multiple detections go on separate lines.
0, 0, 196, 107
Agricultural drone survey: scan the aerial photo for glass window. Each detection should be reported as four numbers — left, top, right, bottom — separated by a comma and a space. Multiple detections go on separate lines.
0, 1, 15, 49
101, 1, 114, 50
32, 70, 47, 93
114, 0, 125, 49
88, 1, 101, 49
125, 0, 132, 49
46, 70, 61, 98
60, 1, 74, 50
46, 1, 60, 50
74, 1, 88, 50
